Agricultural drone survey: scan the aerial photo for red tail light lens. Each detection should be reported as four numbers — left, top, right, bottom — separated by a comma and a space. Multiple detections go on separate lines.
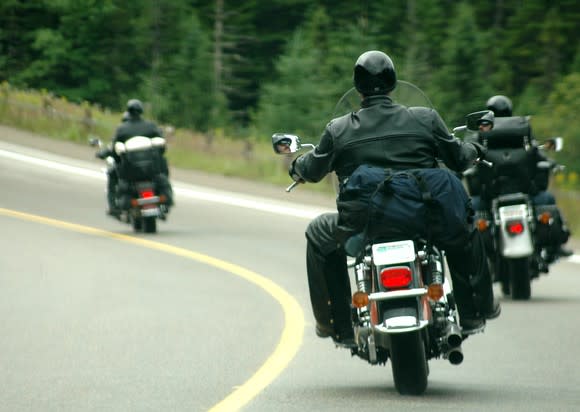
506, 220, 524, 235
140, 189, 155, 198
380, 266, 412, 289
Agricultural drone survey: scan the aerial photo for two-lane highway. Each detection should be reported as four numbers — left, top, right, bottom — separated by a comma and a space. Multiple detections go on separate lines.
1, 132, 579, 411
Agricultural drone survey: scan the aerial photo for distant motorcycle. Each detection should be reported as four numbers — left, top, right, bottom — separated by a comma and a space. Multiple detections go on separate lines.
91, 136, 172, 233
461, 113, 566, 299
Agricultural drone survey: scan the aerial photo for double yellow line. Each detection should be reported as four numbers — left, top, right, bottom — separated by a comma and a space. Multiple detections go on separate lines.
0, 208, 305, 411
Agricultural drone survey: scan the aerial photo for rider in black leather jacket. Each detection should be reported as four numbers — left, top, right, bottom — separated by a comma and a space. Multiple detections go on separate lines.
99, 99, 171, 216
290, 51, 500, 345
468, 95, 572, 259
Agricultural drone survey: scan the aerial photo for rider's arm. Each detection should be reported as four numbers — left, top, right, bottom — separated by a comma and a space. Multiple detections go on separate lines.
430, 110, 481, 172
292, 122, 334, 183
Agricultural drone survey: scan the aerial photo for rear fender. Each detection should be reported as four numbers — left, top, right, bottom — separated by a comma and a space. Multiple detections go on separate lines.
370, 240, 429, 335
496, 203, 534, 257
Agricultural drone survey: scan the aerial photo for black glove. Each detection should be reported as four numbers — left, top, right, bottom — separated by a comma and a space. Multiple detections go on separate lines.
471, 141, 487, 159
289, 156, 305, 183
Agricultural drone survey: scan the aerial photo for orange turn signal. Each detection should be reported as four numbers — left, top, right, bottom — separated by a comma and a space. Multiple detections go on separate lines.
538, 211, 551, 225
130, 198, 139, 207
159, 194, 167, 203
352, 291, 369, 308
476, 218, 489, 232
428, 283, 444, 301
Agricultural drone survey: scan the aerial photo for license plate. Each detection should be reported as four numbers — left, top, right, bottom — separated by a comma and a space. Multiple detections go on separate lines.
372, 240, 415, 265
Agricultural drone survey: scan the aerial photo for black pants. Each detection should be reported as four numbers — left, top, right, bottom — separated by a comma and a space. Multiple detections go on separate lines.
305, 213, 496, 337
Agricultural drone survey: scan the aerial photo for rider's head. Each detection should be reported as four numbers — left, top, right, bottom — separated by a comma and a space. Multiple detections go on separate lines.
126, 99, 144, 119
477, 110, 495, 132
486, 95, 513, 117
353, 50, 397, 96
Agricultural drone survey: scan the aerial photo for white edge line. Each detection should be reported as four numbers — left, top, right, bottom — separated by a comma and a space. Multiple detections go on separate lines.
0, 148, 332, 220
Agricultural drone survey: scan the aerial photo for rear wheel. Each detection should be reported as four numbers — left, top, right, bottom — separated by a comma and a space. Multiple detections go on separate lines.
390, 331, 428, 395
132, 217, 143, 232
508, 257, 531, 300
143, 217, 157, 233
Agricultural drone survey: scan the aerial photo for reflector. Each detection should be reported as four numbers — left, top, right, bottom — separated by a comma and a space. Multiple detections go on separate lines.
476, 218, 489, 232
538, 212, 551, 225
428, 283, 444, 301
352, 291, 369, 308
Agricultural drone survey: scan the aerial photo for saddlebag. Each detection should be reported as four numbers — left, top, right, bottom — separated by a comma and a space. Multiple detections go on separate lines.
337, 165, 472, 249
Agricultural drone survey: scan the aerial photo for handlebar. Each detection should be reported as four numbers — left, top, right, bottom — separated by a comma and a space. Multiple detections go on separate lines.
286, 181, 302, 192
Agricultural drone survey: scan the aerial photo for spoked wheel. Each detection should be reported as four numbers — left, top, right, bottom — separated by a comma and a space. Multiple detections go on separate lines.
389, 331, 428, 395
143, 217, 157, 233
508, 257, 531, 300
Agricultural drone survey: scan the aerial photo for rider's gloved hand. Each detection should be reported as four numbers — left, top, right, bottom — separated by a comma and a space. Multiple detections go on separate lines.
289, 156, 305, 183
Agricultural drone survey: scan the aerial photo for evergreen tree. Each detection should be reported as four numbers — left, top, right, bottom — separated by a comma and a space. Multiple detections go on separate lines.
432, 2, 491, 126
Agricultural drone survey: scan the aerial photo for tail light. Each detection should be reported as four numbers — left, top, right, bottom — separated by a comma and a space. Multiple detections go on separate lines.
505, 220, 525, 236
140, 189, 155, 198
380, 266, 412, 290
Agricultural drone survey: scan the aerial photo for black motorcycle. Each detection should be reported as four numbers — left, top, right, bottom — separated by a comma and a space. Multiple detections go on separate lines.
272, 82, 484, 395
461, 114, 566, 299
91, 136, 172, 233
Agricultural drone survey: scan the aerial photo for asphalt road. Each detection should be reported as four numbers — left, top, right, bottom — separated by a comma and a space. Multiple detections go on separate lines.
1, 127, 579, 411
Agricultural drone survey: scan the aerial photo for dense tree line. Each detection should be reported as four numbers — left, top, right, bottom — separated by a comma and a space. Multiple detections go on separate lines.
1, 0, 579, 151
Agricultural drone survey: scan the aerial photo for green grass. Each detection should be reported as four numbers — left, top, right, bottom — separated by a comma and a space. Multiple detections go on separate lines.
0, 82, 336, 195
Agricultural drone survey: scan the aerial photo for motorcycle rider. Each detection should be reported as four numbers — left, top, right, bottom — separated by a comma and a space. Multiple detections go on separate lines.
476, 95, 572, 258
98, 99, 172, 216
289, 50, 500, 345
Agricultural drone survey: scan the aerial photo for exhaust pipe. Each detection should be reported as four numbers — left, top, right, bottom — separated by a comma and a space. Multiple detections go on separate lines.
444, 322, 463, 349
442, 322, 464, 365
446, 347, 464, 365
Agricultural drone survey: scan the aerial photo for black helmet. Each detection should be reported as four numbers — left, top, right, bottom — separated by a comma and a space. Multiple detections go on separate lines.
353, 50, 397, 96
477, 110, 495, 127
126, 99, 144, 116
486, 95, 513, 117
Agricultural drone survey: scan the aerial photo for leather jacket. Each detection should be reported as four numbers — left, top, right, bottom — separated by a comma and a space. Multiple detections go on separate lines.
294, 95, 479, 182
113, 117, 163, 144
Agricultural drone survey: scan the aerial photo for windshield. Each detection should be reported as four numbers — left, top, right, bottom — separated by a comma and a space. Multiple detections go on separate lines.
332, 80, 434, 118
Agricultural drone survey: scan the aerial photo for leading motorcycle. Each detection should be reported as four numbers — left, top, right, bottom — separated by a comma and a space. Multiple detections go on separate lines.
272, 82, 481, 395
90, 136, 172, 233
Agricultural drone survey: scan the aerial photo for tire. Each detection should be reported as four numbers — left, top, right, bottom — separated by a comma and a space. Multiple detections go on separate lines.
132, 217, 143, 232
390, 331, 428, 395
497, 258, 511, 296
143, 217, 157, 233
508, 257, 531, 300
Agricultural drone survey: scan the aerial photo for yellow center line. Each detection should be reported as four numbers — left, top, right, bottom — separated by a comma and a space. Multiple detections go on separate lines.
0, 208, 305, 411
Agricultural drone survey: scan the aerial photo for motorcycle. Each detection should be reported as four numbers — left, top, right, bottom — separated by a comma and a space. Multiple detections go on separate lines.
272, 82, 477, 395
460, 112, 566, 299
90, 136, 172, 233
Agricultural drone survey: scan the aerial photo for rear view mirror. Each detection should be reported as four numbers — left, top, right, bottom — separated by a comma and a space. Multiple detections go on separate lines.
465, 110, 494, 131
540, 137, 563, 152
272, 133, 301, 154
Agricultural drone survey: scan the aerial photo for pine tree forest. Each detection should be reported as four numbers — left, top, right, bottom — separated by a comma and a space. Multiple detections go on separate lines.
1, 0, 579, 170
